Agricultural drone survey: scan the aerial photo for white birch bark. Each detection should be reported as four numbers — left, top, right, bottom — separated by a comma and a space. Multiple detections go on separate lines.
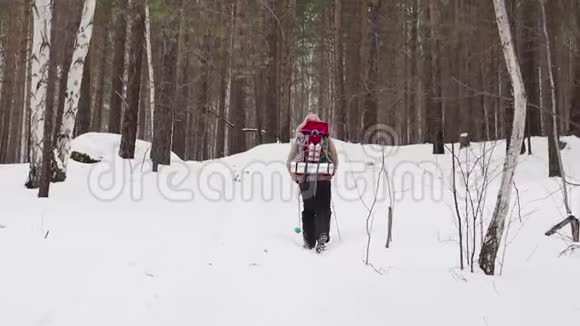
479, 0, 528, 275
26, 0, 52, 188
540, 0, 571, 214
144, 0, 155, 137
55, 0, 96, 175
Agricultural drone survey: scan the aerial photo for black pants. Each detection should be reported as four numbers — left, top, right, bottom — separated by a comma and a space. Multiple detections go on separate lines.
300, 180, 332, 246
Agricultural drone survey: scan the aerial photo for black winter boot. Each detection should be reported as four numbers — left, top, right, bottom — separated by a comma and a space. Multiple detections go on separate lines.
303, 233, 315, 250
315, 233, 329, 253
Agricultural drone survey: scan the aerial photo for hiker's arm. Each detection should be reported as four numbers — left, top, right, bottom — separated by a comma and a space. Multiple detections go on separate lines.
287, 140, 298, 175
329, 138, 338, 173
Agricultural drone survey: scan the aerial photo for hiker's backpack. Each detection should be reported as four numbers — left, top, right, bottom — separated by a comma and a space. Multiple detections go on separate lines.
290, 120, 335, 176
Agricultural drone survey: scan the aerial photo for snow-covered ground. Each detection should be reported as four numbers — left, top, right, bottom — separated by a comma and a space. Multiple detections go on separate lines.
1, 133, 579, 326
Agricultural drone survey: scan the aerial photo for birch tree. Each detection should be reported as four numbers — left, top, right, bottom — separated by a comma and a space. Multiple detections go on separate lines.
3, 0, 580, 166
479, 0, 528, 275
54, 0, 96, 180
25, 0, 52, 189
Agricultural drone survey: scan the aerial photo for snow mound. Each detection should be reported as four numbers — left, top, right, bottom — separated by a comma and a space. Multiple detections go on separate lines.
71, 132, 182, 162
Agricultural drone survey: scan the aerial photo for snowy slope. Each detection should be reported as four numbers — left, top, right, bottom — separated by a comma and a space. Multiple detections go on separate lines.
1, 134, 579, 326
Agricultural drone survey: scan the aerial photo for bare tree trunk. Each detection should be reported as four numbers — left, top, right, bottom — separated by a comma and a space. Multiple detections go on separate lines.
89, 0, 110, 132
196, 33, 210, 160
39, 0, 64, 197
570, 58, 580, 137
540, 0, 571, 214
151, 29, 177, 170
479, 0, 528, 275
0, 1, 28, 164
229, 78, 246, 155
264, 0, 279, 143
20, 5, 32, 163
216, 40, 228, 157
119, 0, 145, 159
408, 1, 418, 144
334, 0, 346, 140
26, 0, 52, 189
76, 46, 92, 137
8, 2, 29, 164
451, 143, 464, 269
427, 0, 444, 154
342, 0, 366, 142
229, 0, 247, 155
540, 3, 560, 177
51, 1, 83, 150
0, 9, 15, 164
137, 58, 147, 140
171, 4, 187, 159
54, 0, 96, 179
416, 0, 426, 142
547, 118, 561, 177
569, 3, 580, 137
482, 58, 491, 141
253, 71, 265, 145
216, 68, 227, 157
363, 0, 381, 137
144, 0, 154, 138
278, 0, 294, 143
92, 45, 106, 132
518, 1, 540, 142
107, 0, 127, 134
316, 5, 330, 122
0, 23, 3, 113
221, 1, 235, 156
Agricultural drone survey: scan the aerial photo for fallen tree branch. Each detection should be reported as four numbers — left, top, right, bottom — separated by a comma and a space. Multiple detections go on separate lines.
545, 215, 579, 242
